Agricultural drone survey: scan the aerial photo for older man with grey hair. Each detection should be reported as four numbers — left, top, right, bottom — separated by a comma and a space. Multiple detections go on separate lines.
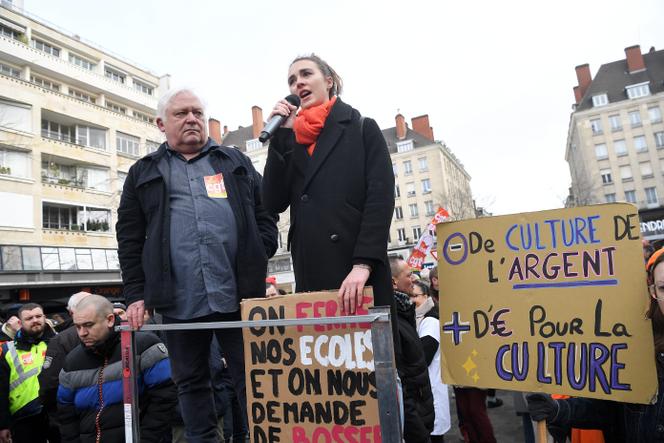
116, 88, 278, 442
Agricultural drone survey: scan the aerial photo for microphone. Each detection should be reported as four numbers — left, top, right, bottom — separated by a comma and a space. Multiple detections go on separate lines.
259, 94, 301, 143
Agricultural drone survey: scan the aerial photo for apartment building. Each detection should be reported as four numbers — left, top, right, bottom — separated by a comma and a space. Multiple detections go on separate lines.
0, 2, 168, 302
222, 108, 473, 290
565, 45, 664, 243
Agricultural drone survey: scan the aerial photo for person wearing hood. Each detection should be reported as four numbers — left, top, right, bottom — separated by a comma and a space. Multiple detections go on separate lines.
56, 294, 176, 443
0, 303, 57, 443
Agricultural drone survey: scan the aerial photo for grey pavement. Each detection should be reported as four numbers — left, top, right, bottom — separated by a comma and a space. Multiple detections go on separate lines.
446, 389, 527, 443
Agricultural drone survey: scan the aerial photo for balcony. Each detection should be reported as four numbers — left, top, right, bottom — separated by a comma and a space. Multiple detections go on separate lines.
41, 109, 107, 153
42, 202, 112, 234
41, 155, 111, 193
0, 35, 157, 109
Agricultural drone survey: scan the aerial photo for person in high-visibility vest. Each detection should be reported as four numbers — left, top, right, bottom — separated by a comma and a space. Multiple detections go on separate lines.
0, 302, 57, 443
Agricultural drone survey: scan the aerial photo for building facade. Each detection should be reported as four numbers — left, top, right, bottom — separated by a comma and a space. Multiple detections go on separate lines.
565, 45, 664, 241
223, 108, 474, 291
0, 2, 168, 304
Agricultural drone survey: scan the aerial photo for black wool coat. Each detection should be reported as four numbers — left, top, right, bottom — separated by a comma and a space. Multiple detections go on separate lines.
262, 99, 395, 308
116, 141, 278, 309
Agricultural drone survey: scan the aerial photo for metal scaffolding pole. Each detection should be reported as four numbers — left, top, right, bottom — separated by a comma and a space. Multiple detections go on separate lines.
118, 308, 402, 443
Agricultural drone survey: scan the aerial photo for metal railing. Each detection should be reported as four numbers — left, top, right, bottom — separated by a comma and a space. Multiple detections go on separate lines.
117, 306, 402, 443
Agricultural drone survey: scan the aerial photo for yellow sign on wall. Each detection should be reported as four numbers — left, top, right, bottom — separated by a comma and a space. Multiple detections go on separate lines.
436, 203, 657, 404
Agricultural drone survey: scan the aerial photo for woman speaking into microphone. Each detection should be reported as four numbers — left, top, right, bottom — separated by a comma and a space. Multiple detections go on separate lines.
262, 54, 395, 315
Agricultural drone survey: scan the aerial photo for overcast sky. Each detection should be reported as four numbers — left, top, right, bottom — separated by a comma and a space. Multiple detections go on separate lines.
25, 0, 664, 215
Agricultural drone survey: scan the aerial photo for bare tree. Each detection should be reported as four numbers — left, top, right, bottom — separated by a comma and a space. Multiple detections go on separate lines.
436, 183, 476, 221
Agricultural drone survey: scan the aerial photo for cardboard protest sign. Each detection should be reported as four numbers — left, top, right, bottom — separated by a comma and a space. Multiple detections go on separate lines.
241, 290, 381, 442
436, 203, 658, 403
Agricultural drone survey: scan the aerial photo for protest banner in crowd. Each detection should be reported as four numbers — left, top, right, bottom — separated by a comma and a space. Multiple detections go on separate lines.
241, 290, 381, 442
407, 207, 450, 270
437, 203, 658, 403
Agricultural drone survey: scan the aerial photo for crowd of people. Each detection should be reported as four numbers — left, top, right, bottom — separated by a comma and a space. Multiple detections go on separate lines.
1, 50, 663, 443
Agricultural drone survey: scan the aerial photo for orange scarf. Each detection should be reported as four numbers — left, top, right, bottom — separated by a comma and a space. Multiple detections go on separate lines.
293, 96, 337, 156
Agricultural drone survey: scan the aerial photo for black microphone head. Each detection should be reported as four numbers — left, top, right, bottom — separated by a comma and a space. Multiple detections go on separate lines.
285, 94, 301, 107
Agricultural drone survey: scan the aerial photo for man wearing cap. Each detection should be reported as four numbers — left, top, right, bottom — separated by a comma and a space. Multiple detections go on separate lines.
0, 303, 57, 443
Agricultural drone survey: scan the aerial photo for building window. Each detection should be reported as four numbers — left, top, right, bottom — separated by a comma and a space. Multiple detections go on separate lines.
646, 187, 658, 205
0, 24, 20, 41
406, 182, 416, 197
634, 135, 647, 152
397, 228, 407, 242
133, 79, 154, 95
22, 247, 41, 270
30, 75, 60, 91
0, 148, 30, 178
41, 161, 109, 191
76, 125, 106, 150
395, 206, 403, 220
403, 160, 412, 175
629, 110, 642, 127
595, 143, 608, 159
656, 132, 664, 149
117, 172, 127, 190
246, 138, 262, 152
590, 118, 603, 135
421, 178, 431, 193
641, 162, 654, 178
42, 203, 79, 230
0, 62, 20, 78
605, 193, 616, 203
418, 157, 428, 171
1, 246, 21, 270
0, 99, 32, 133
105, 66, 126, 83
31, 38, 60, 57
592, 94, 608, 107
609, 114, 622, 131
391, 162, 398, 176
68, 88, 96, 104
83, 168, 111, 192
42, 120, 75, 143
620, 165, 633, 181
412, 226, 422, 239
649, 107, 662, 124
116, 132, 140, 157
425, 200, 435, 216
625, 190, 636, 203
133, 111, 155, 124
106, 101, 126, 114
396, 140, 413, 153
146, 140, 160, 153
660, 159, 664, 174
85, 207, 112, 232
42, 161, 76, 186
42, 204, 111, 233
68, 53, 95, 70
613, 140, 627, 156
626, 82, 651, 99
600, 169, 612, 184
409, 203, 419, 217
